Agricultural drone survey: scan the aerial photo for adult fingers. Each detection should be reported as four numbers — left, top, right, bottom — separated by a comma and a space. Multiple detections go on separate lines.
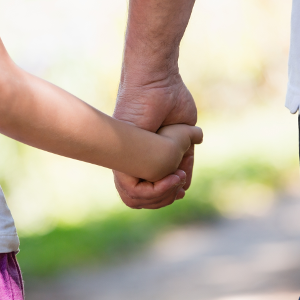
134, 180, 187, 209
177, 145, 194, 191
115, 170, 186, 200
115, 177, 183, 209
175, 188, 186, 200
179, 127, 203, 190
113, 170, 186, 209
136, 184, 184, 209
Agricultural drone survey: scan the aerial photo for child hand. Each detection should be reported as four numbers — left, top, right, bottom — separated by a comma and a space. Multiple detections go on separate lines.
157, 124, 203, 152
150, 124, 203, 182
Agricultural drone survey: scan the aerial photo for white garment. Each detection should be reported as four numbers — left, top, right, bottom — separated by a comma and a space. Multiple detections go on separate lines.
0, 187, 19, 253
286, 0, 300, 114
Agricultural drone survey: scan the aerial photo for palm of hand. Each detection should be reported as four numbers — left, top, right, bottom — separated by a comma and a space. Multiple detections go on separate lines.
113, 74, 197, 209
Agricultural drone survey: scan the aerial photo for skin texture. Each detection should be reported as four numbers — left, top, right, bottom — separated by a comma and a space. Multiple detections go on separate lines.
113, 0, 197, 209
0, 39, 203, 185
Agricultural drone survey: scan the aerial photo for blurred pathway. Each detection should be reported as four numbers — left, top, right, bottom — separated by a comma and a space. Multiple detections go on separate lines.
26, 195, 300, 300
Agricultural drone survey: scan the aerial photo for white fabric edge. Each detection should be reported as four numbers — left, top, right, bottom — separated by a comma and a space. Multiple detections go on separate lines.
286, 84, 300, 114
0, 234, 20, 253
286, 0, 300, 115
0, 187, 20, 253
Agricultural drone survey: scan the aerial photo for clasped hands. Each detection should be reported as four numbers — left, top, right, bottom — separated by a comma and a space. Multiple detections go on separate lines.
113, 73, 202, 209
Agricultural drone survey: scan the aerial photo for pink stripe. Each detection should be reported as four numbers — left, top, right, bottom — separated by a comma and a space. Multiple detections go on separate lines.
0, 253, 24, 300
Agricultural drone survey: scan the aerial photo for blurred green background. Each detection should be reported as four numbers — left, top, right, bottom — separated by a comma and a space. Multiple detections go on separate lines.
0, 0, 298, 279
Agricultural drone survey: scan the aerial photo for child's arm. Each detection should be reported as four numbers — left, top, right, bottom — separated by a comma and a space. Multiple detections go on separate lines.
0, 41, 202, 182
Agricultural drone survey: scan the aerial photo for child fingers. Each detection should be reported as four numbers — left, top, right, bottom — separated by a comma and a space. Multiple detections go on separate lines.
190, 126, 203, 145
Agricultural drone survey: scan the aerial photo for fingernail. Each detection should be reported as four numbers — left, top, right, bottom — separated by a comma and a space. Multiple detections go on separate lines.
175, 180, 185, 187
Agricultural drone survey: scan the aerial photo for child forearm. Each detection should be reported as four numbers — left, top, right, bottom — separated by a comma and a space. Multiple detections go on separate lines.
0, 64, 182, 181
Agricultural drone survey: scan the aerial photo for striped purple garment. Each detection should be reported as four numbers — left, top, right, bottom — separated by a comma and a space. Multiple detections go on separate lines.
0, 252, 24, 300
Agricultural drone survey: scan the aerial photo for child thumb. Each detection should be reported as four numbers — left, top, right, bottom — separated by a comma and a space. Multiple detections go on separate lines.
190, 126, 203, 145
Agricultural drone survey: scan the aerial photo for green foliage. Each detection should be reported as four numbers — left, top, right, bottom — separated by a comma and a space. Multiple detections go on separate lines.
18, 159, 284, 278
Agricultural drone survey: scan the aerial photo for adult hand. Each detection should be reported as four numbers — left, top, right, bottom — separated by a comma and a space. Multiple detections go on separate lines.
113, 73, 198, 209
113, 0, 198, 209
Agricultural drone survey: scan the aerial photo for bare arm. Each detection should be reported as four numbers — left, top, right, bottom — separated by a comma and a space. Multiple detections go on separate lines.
120, 0, 195, 85
0, 40, 202, 182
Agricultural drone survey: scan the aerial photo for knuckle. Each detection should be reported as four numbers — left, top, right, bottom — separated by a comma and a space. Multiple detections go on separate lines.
115, 185, 140, 209
122, 198, 139, 209
113, 176, 137, 200
125, 189, 138, 200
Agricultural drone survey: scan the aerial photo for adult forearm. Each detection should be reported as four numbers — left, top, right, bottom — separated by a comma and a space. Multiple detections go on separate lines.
123, 0, 195, 82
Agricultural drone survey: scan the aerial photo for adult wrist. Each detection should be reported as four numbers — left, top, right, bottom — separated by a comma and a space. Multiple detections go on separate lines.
121, 40, 180, 86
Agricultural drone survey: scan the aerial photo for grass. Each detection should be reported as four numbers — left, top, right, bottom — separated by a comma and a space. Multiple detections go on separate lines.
17, 158, 286, 278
